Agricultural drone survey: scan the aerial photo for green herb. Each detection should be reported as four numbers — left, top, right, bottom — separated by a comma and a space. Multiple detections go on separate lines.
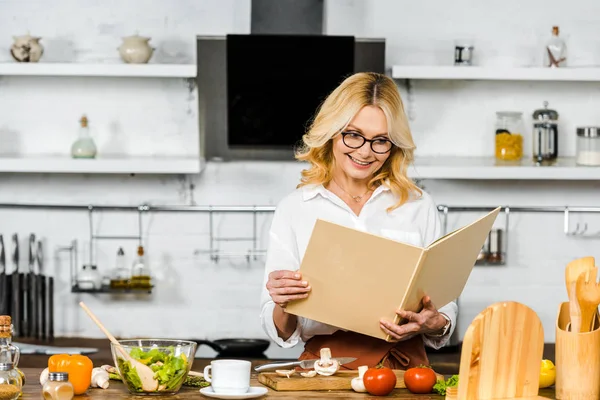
184, 375, 211, 388
433, 374, 459, 395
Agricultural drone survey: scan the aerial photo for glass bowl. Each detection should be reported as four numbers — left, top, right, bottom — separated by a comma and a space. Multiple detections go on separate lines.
110, 339, 197, 395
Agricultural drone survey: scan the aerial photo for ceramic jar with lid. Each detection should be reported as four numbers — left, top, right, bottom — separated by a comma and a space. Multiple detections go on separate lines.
118, 35, 154, 64
0, 362, 22, 400
532, 101, 559, 165
10, 34, 44, 62
576, 127, 600, 166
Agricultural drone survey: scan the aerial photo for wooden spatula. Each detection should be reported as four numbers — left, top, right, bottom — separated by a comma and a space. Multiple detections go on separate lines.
576, 266, 600, 333
79, 302, 158, 391
565, 257, 595, 332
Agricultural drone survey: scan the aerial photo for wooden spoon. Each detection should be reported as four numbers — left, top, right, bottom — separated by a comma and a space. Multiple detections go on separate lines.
79, 302, 158, 391
576, 266, 600, 333
565, 257, 595, 332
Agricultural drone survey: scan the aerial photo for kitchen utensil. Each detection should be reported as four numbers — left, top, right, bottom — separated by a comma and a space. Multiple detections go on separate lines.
195, 338, 270, 358
258, 369, 443, 391
555, 301, 600, 399
532, 101, 559, 165
457, 301, 544, 399
575, 265, 600, 333
254, 357, 356, 372
12, 342, 98, 355
78, 302, 158, 391
0, 235, 7, 315
37, 241, 46, 340
565, 256, 595, 333
26, 234, 36, 338
48, 270, 53, 342
10, 234, 21, 338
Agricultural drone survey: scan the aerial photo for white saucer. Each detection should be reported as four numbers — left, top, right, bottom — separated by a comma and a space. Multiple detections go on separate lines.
199, 386, 268, 399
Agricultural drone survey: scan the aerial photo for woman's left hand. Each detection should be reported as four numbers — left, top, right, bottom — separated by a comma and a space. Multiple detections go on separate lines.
380, 295, 447, 342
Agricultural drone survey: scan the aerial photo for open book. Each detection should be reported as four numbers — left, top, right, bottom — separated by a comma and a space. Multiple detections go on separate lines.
284, 206, 501, 342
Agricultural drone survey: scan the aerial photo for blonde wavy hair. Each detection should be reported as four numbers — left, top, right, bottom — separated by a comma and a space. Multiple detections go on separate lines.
295, 72, 421, 211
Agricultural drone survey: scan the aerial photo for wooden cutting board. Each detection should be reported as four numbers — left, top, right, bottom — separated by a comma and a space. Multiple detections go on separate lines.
258, 369, 443, 391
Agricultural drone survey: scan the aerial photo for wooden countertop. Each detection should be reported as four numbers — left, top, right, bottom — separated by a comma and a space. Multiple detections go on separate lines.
19, 366, 557, 399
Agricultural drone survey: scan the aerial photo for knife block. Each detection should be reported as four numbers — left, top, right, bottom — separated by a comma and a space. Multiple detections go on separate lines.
457, 301, 545, 399
555, 301, 600, 400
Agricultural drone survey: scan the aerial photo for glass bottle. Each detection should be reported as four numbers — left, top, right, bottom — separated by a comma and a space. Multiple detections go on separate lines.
130, 245, 151, 290
0, 316, 20, 367
495, 112, 524, 162
543, 26, 567, 68
42, 372, 74, 400
70, 115, 97, 159
0, 362, 22, 400
110, 247, 130, 289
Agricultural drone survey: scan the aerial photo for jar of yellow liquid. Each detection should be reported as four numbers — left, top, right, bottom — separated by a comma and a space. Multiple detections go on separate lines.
495, 112, 524, 161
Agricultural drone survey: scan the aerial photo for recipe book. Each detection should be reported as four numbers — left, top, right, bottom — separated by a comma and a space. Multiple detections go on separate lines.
284, 206, 501, 342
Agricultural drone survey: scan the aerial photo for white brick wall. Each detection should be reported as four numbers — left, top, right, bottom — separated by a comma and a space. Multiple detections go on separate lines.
1, 0, 599, 359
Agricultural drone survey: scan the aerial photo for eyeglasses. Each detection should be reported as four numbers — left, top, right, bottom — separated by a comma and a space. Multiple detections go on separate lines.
341, 131, 393, 154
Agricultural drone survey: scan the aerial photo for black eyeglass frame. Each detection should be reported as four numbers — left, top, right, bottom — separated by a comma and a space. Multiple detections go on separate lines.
340, 131, 394, 154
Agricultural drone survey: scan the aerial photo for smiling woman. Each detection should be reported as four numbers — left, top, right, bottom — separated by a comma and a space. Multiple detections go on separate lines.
259, 72, 457, 371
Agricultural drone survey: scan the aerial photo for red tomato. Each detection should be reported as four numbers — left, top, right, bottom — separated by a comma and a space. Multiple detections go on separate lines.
363, 366, 397, 396
403, 366, 437, 394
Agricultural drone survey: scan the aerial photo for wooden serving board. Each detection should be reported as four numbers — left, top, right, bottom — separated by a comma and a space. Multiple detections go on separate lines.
258, 369, 443, 391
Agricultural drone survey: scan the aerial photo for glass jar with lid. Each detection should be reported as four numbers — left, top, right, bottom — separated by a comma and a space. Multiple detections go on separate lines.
0, 362, 22, 400
532, 101, 559, 165
576, 127, 600, 166
495, 112, 524, 161
42, 372, 74, 400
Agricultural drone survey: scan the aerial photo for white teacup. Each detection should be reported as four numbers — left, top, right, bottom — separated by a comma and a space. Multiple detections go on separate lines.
203, 359, 251, 394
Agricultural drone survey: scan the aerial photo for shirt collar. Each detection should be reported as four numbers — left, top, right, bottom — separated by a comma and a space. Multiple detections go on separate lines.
301, 181, 391, 202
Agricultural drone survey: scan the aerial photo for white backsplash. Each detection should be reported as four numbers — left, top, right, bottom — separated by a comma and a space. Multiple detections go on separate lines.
0, 1, 599, 360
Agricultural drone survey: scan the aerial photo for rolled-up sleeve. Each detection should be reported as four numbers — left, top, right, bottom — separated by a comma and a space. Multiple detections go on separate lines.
421, 194, 458, 349
259, 203, 304, 348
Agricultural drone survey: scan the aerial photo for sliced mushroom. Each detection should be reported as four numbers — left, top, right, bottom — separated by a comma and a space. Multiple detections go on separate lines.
300, 370, 317, 378
275, 369, 296, 378
313, 347, 340, 376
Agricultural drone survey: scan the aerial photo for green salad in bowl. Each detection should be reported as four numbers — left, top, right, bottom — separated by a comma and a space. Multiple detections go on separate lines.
111, 339, 197, 395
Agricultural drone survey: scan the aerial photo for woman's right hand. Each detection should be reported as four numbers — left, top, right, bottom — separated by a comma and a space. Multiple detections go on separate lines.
266, 270, 311, 308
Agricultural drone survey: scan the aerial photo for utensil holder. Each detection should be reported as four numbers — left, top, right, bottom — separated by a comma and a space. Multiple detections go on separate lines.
556, 301, 600, 400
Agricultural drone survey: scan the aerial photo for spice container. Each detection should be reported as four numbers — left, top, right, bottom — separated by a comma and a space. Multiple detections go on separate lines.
70, 115, 97, 159
576, 127, 600, 166
487, 229, 504, 264
532, 101, 559, 165
130, 245, 151, 290
495, 112, 524, 161
110, 247, 130, 289
0, 317, 20, 366
42, 372, 74, 400
0, 363, 22, 400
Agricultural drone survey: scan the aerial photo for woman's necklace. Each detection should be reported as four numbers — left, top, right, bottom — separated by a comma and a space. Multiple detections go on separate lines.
331, 179, 371, 203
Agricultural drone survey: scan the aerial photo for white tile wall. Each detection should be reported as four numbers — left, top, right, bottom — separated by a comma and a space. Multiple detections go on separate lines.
1, 0, 600, 359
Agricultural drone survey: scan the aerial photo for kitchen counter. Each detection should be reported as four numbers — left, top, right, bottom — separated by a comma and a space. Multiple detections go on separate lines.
19, 366, 557, 399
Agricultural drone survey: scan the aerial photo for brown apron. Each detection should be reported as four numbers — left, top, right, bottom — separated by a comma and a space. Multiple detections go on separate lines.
298, 330, 429, 370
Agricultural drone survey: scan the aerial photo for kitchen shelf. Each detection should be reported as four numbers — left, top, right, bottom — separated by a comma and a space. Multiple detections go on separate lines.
391, 65, 600, 81
0, 62, 196, 78
71, 285, 153, 294
0, 156, 203, 174
409, 156, 600, 180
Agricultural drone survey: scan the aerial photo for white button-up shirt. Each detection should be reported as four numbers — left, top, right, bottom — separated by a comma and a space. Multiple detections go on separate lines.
259, 183, 458, 350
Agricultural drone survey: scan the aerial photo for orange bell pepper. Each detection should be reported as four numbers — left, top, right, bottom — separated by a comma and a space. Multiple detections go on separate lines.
48, 354, 93, 395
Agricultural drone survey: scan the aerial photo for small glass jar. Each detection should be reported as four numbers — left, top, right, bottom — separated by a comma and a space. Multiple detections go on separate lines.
76, 265, 101, 290
0, 362, 22, 400
576, 127, 600, 166
42, 372, 74, 400
495, 112, 524, 161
